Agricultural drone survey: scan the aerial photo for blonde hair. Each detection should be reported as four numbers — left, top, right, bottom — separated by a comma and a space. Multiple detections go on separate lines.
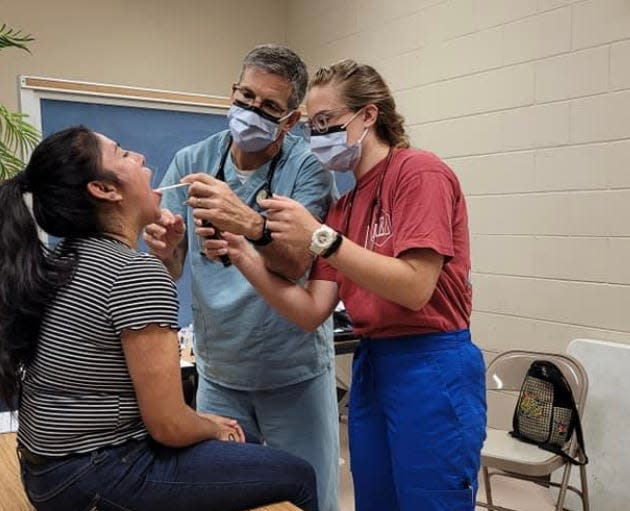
309, 59, 409, 149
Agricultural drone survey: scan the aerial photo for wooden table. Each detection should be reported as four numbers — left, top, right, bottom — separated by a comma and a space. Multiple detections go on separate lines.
247, 503, 301, 511
333, 330, 360, 355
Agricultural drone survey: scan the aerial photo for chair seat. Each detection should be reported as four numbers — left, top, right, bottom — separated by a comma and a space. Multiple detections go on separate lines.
482, 428, 565, 477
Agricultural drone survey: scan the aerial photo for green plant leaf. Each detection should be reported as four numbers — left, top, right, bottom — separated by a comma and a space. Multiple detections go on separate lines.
0, 140, 27, 180
0, 24, 40, 179
0, 106, 40, 171
0, 23, 34, 52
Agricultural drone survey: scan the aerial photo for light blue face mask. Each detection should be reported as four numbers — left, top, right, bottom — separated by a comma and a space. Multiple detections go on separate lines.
309, 127, 369, 172
227, 102, 292, 153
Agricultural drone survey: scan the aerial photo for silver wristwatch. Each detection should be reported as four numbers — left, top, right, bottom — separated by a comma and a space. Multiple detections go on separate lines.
309, 224, 338, 256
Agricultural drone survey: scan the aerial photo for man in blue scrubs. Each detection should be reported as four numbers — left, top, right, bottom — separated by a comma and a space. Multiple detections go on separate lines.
144, 44, 338, 511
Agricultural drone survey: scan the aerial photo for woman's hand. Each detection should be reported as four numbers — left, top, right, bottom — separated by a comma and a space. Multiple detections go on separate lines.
193, 219, 253, 266
198, 412, 246, 443
143, 209, 186, 261
260, 196, 322, 249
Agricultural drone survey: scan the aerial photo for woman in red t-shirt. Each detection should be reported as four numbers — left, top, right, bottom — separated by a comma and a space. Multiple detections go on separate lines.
194, 59, 486, 511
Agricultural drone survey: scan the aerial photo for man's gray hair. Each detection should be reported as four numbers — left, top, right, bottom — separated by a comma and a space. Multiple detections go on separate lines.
240, 44, 308, 111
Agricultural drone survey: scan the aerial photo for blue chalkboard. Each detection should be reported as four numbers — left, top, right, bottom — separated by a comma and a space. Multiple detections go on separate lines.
41, 99, 229, 188
41, 99, 229, 327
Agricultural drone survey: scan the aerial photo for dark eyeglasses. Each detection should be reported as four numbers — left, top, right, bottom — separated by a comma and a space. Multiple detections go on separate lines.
232, 84, 290, 121
302, 107, 362, 140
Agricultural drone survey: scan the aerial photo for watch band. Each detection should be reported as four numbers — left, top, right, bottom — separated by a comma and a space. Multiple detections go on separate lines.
247, 215, 273, 246
321, 232, 343, 258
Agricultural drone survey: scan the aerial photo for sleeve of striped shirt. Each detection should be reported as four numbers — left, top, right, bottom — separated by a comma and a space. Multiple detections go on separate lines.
108, 254, 180, 334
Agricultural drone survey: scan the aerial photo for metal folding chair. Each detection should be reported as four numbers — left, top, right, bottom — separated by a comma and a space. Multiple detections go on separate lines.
477, 350, 590, 511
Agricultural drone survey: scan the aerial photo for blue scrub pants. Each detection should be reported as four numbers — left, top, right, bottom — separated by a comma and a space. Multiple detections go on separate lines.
197, 362, 340, 511
349, 329, 486, 511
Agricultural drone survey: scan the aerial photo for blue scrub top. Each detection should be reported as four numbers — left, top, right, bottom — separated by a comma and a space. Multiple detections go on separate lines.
160, 131, 335, 390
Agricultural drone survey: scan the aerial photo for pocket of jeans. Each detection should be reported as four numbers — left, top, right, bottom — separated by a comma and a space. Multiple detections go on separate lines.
24, 451, 107, 503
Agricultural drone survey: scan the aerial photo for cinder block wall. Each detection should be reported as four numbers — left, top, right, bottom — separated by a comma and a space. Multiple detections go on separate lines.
3, 0, 629, 361
288, 0, 630, 360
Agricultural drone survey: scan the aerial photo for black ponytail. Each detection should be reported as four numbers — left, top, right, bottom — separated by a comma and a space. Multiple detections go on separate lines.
0, 126, 107, 405
0, 177, 70, 404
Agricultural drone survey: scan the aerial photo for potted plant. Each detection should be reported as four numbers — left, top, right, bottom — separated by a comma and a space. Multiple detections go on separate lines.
0, 23, 39, 180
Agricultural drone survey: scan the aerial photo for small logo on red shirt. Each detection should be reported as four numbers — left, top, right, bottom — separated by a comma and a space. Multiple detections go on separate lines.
369, 212, 392, 248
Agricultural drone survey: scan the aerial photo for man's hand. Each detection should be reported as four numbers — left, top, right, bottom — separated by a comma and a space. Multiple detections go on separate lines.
182, 173, 262, 239
143, 209, 186, 262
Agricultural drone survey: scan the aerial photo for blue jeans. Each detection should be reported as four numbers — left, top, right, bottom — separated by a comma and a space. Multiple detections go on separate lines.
196, 363, 340, 511
349, 329, 487, 511
19, 436, 318, 511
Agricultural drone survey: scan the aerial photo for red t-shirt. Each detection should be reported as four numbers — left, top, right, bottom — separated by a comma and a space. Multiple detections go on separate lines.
311, 148, 472, 338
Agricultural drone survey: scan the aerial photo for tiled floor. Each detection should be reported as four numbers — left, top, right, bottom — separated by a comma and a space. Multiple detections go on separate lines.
475, 476, 556, 511
337, 420, 557, 511
338, 421, 355, 511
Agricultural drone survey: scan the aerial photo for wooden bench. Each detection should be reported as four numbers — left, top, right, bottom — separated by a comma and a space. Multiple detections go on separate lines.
0, 433, 300, 511
0, 433, 33, 511
249, 503, 301, 510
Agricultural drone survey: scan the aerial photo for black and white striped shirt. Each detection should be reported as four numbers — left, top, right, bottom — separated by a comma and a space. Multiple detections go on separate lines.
17, 236, 179, 456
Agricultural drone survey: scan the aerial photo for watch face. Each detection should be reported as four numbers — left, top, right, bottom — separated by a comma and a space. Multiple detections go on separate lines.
316, 229, 333, 245
310, 225, 336, 255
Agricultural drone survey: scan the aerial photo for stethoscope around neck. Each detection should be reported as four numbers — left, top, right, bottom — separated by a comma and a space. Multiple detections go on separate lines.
216, 134, 283, 205
341, 147, 394, 241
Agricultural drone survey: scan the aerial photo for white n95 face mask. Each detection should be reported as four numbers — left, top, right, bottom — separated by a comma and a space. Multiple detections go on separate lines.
309, 128, 368, 172
227, 102, 290, 153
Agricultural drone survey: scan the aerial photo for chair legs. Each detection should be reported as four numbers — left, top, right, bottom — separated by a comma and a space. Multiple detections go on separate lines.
579, 465, 590, 511
483, 466, 494, 507
477, 465, 590, 511
555, 463, 591, 511
554, 464, 572, 511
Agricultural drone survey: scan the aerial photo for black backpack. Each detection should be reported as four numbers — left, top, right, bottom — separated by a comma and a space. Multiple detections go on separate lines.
510, 360, 588, 466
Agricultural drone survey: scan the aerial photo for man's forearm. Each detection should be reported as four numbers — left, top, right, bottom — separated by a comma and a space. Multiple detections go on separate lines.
258, 242, 313, 280
242, 210, 312, 279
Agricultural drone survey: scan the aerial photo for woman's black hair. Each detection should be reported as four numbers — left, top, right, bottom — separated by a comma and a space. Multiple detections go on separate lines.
0, 126, 111, 405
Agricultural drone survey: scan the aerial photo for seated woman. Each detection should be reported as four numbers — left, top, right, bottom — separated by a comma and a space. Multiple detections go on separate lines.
0, 126, 318, 511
